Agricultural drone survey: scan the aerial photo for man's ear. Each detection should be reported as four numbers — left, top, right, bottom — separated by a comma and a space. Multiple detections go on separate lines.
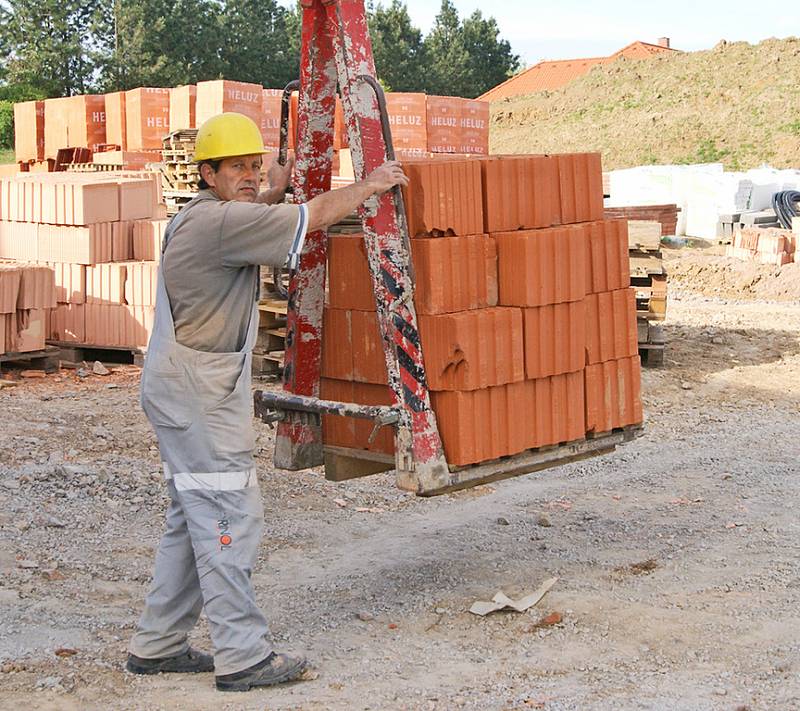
199, 162, 216, 188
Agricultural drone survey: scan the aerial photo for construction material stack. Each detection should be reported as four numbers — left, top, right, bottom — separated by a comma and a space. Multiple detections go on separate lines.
160, 130, 200, 216
726, 226, 797, 265
0, 173, 167, 358
319, 153, 643, 474
623, 220, 667, 366
0, 262, 59, 371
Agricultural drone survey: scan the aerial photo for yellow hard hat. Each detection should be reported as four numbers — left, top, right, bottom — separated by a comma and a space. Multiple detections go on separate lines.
194, 112, 266, 161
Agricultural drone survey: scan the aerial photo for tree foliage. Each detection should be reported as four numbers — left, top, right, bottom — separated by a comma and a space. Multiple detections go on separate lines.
0, 0, 518, 148
368, 0, 425, 93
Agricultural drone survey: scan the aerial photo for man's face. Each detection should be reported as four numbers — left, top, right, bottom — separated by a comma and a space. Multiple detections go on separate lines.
201, 154, 263, 202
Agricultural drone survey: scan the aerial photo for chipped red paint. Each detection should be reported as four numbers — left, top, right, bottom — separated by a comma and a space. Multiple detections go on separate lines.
276, 0, 448, 488
275, 0, 337, 469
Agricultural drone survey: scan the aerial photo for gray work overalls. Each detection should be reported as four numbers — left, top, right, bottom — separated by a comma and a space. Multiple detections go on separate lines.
129, 203, 273, 675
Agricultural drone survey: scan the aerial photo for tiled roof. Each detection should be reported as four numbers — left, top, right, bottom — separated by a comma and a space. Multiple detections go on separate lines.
480, 41, 678, 102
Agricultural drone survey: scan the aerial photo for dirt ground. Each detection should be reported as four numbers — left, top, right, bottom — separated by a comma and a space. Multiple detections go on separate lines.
1, 246, 799, 711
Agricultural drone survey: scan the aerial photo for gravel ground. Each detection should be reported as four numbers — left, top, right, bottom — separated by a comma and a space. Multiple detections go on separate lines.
1, 249, 799, 710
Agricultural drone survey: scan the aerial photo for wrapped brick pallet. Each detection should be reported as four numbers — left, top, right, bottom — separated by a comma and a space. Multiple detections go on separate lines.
320, 153, 643, 469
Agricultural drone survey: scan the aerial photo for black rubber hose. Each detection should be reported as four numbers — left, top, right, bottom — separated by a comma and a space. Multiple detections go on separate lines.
771, 190, 800, 229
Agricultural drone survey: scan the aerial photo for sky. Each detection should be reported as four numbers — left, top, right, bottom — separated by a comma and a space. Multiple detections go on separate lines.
282, 1, 800, 66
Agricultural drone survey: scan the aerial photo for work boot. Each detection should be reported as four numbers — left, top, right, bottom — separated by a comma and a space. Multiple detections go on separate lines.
215, 652, 309, 692
126, 647, 214, 675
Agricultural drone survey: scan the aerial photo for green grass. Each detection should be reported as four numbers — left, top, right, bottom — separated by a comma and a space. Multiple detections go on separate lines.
0, 148, 15, 165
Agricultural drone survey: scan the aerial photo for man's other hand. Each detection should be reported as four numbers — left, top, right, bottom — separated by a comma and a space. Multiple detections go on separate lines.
268, 153, 294, 193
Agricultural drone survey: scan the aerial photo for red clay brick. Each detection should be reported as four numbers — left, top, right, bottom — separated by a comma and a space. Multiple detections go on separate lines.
584, 289, 638, 364
320, 378, 354, 448
585, 355, 643, 433
411, 235, 497, 314
556, 153, 604, 224
0, 264, 22, 313
47, 303, 86, 343
16, 264, 56, 310
38, 223, 113, 265
125, 261, 158, 307
350, 309, 388, 385
321, 307, 387, 385
261, 89, 281, 149
418, 307, 524, 391
321, 307, 352, 381
86, 263, 127, 305
523, 300, 585, 379
132, 219, 167, 262
320, 378, 395, 454
14, 101, 45, 162
112, 221, 133, 261
585, 219, 630, 294
0, 222, 38, 261
480, 155, 560, 232
495, 225, 587, 306
196, 80, 262, 130
402, 158, 484, 237
41, 262, 85, 303
351, 382, 395, 455
327, 233, 374, 311
431, 371, 585, 466
6, 308, 47, 352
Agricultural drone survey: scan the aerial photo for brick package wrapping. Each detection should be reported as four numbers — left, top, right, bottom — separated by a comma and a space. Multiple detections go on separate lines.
125, 88, 170, 151
386, 93, 428, 157
14, 101, 45, 163
105, 91, 127, 150
196, 80, 264, 128
68, 95, 107, 152
170, 85, 197, 132
426, 95, 462, 153
261, 89, 282, 149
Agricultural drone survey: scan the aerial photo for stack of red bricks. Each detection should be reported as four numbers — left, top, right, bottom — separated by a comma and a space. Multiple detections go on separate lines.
321, 153, 643, 468
0, 173, 167, 349
726, 227, 797, 266
0, 263, 56, 354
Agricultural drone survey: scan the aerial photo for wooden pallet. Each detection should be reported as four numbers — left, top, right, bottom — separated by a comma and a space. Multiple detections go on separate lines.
48, 341, 145, 367
637, 318, 665, 367
162, 189, 196, 216
324, 425, 644, 495
0, 346, 60, 374
252, 350, 284, 378
253, 300, 288, 378
67, 163, 126, 173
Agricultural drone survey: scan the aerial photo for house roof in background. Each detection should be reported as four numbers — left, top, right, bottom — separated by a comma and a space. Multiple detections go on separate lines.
480, 40, 679, 102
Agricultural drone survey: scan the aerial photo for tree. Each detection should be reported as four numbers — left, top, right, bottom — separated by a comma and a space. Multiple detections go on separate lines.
96, 0, 223, 91
461, 11, 519, 97
218, 0, 299, 88
368, 0, 424, 92
0, 0, 100, 96
422, 0, 471, 96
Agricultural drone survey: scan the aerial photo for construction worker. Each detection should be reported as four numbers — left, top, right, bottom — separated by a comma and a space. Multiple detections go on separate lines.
126, 112, 408, 692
